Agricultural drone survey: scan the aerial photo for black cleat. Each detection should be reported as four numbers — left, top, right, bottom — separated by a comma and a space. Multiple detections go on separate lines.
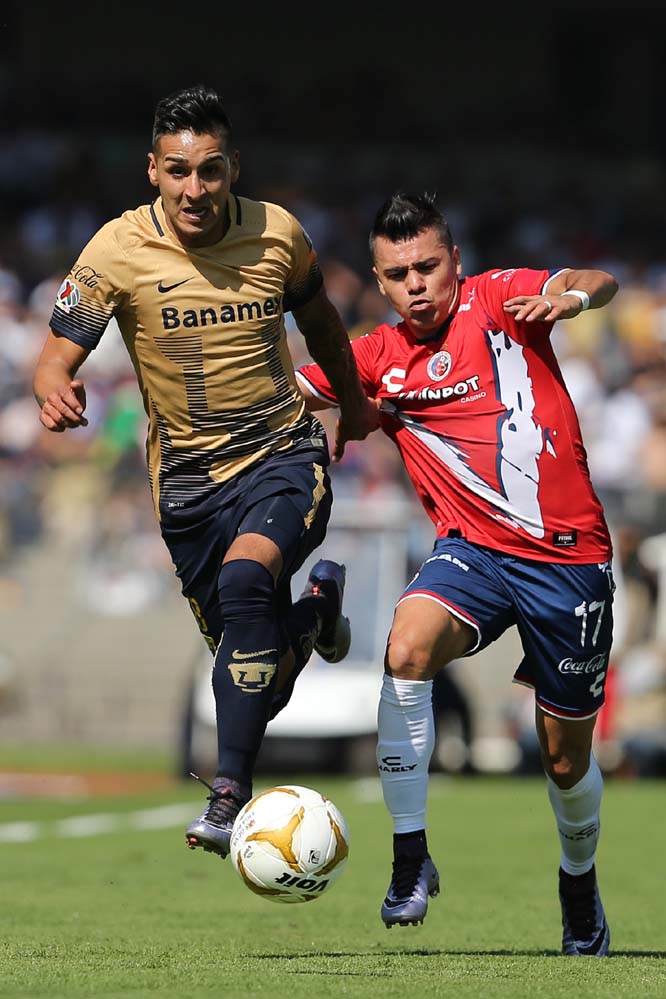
381, 853, 440, 927
300, 559, 351, 663
559, 865, 610, 956
185, 774, 251, 858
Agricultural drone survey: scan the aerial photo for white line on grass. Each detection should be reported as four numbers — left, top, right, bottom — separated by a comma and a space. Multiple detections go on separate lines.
0, 803, 195, 843
0, 821, 41, 843
0, 778, 453, 843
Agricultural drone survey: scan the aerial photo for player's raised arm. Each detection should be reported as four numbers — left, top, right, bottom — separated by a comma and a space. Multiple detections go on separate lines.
292, 285, 380, 460
503, 268, 618, 323
33, 331, 91, 432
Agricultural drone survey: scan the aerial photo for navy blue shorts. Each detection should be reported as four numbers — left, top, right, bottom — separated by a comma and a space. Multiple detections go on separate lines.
400, 537, 614, 720
160, 446, 332, 654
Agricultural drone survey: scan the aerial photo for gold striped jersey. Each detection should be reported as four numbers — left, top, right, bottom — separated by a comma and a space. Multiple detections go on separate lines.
49, 195, 327, 515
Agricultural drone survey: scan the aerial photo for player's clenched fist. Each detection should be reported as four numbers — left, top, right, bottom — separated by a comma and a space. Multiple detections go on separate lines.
39, 380, 88, 432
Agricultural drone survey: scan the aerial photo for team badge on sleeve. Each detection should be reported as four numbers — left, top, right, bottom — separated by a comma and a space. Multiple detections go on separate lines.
55, 278, 81, 313
427, 350, 452, 381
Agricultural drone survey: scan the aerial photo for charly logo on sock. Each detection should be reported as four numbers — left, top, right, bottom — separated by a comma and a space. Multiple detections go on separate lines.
378, 755, 418, 773
559, 823, 599, 841
228, 649, 277, 692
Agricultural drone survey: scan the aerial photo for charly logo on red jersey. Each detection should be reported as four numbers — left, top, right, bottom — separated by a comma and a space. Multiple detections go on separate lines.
426, 350, 452, 381
55, 278, 81, 313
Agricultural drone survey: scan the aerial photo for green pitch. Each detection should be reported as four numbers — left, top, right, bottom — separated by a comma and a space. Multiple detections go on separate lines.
1, 774, 665, 998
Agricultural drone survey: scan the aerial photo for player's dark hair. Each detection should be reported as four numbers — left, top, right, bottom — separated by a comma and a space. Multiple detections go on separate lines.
369, 192, 453, 256
152, 85, 234, 149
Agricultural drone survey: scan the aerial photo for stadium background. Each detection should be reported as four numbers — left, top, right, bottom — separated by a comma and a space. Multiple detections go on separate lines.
1, 3, 666, 777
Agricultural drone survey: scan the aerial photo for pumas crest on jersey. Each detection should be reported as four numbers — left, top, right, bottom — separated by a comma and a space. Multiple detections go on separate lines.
55, 278, 81, 313
427, 350, 452, 381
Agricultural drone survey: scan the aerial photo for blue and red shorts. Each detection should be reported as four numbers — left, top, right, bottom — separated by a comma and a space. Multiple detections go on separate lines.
400, 536, 614, 720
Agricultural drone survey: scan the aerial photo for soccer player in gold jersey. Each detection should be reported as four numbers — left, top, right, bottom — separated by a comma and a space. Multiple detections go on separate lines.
33, 85, 379, 858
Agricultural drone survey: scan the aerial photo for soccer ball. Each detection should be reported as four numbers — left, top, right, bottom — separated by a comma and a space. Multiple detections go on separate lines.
229, 785, 349, 903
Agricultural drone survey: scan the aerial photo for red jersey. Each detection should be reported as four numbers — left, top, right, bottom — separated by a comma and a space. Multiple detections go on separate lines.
297, 267, 611, 563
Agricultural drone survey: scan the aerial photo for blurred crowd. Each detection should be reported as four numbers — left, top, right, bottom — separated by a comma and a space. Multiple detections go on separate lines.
1, 133, 665, 773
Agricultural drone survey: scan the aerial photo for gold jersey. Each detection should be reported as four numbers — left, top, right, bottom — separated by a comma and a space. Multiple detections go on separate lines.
50, 195, 326, 515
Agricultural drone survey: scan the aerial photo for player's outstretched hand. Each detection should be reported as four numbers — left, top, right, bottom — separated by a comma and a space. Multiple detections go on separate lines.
332, 396, 381, 463
504, 294, 585, 323
39, 380, 88, 432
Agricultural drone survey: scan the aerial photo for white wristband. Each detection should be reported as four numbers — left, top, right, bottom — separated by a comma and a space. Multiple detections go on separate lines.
562, 289, 590, 311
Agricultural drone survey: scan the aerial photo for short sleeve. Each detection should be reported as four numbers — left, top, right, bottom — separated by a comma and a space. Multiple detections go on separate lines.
282, 214, 324, 312
49, 220, 132, 350
478, 267, 568, 342
296, 329, 384, 402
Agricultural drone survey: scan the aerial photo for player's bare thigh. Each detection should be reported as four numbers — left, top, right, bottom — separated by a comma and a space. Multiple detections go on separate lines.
385, 596, 476, 681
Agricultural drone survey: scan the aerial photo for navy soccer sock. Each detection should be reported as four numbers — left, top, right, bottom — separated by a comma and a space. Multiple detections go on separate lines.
394, 829, 429, 859
213, 559, 280, 785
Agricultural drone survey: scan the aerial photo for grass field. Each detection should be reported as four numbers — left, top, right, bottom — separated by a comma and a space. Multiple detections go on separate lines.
1, 764, 665, 998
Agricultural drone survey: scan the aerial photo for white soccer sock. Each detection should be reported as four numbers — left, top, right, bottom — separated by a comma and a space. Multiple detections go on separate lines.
546, 755, 603, 876
376, 674, 434, 834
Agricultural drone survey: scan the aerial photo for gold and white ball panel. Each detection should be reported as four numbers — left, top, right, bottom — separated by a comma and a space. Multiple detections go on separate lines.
230, 785, 349, 903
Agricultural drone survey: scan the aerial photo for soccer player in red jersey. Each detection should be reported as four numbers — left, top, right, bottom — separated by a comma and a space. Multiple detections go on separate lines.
297, 193, 618, 955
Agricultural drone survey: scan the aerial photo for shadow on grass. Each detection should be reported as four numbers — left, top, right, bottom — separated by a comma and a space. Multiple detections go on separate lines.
610, 951, 666, 958
243, 949, 560, 959
243, 948, 666, 960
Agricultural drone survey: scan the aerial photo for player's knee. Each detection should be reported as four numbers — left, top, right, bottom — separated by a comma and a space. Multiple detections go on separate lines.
385, 632, 434, 680
543, 745, 591, 788
217, 558, 276, 620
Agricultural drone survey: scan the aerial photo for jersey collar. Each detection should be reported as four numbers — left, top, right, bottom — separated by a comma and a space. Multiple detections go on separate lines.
412, 310, 455, 346
151, 194, 240, 247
